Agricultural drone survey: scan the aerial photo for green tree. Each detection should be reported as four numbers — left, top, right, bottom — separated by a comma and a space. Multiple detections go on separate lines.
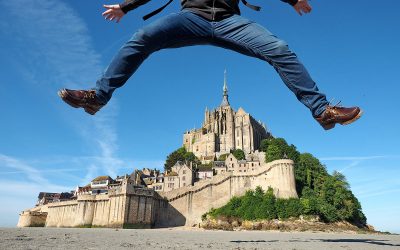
295, 153, 328, 195
315, 173, 366, 224
184, 151, 199, 164
256, 187, 276, 220
266, 144, 282, 162
237, 190, 257, 220
300, 187, 319, 215
231, 149, 245, 160
275, 198, 288, 219
164, 147, 200, 171
259, 138, 270, 152
264, 138, 300, 163
285, 198, 304, 218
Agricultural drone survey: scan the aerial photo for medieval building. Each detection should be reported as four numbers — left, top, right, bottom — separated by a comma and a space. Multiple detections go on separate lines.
183, 71, 271, 161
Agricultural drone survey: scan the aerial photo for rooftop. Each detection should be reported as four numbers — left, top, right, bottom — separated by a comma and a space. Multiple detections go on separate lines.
197, 165, 213, 172
165, 171, 178, 177
92, 176, 113, 182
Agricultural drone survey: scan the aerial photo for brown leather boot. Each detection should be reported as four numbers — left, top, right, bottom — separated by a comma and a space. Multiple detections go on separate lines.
58, 89, 104, 115
315, 104, 363, 130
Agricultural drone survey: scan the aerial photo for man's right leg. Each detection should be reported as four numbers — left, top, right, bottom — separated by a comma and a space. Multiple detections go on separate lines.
59, 11, 212, 114
211, 15, 362, 130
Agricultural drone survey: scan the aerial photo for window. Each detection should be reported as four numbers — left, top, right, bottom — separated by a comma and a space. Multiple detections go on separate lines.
182, 176, 186, 181
183, 170, 186, 174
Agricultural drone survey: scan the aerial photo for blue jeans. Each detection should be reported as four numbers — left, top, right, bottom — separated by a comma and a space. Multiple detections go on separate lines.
95, 10, 328, 117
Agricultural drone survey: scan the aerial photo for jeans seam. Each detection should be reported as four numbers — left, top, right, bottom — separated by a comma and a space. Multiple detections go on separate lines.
216, 35, 313, 110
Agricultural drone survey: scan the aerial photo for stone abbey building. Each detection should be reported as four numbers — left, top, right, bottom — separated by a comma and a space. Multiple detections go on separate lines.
183, 72, 271, 161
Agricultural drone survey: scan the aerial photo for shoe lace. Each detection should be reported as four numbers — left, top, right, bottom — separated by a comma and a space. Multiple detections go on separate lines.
83, 91, 96, 100
328, 98, 342, 109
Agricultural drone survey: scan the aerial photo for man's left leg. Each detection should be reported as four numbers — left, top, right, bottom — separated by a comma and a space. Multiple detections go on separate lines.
212, 15, 362, 130
58, 11, 213, 115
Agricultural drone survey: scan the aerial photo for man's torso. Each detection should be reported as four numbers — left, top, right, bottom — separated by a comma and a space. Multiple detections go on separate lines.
181, 0, 240, 21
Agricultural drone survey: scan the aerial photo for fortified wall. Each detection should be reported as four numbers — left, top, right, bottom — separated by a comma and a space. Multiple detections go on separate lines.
18, 179, 165, 229
158, 159, 297, 227
18, 159, 297, 228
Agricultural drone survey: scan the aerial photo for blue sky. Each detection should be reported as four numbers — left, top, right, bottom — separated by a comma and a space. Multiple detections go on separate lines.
0, 0, 399, 232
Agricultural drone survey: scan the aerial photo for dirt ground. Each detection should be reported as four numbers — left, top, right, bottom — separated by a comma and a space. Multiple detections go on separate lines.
1, 227, 399, 250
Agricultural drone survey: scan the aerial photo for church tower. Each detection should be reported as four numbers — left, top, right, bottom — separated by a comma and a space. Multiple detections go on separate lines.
221, 70, 230, 107
215, 70, 235, 154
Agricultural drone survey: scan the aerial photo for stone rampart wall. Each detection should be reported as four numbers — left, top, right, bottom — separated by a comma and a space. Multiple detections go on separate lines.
18, 160, 297, 228
42, 188, 157, 228
17, 211, 48, 228
156, 159, 297, 227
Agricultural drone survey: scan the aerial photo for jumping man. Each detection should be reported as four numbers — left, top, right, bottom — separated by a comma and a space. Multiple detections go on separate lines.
58, 0, 363, 130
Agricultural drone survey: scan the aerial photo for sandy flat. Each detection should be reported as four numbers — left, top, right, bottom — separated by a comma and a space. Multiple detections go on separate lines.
1, 227, 399, 250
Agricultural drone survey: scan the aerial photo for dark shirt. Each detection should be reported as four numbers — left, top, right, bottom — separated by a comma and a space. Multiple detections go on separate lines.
120, 0, 299, 21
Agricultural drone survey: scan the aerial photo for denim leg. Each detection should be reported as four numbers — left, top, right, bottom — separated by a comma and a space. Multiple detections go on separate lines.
213, 15, 328, 117
95, 11, 212, 104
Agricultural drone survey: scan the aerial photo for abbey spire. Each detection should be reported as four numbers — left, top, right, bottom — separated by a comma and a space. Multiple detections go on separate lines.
220, 69, 230, 107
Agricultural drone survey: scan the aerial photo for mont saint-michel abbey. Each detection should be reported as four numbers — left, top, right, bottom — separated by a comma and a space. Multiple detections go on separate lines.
184, 73, 270, 161
18, 73, 298, 229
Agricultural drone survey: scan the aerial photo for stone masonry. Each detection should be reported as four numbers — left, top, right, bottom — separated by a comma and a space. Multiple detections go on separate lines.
183, 71, 270, 161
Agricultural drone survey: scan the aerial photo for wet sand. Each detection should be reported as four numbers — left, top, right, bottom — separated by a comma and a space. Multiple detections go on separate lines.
1, 227, 399, 250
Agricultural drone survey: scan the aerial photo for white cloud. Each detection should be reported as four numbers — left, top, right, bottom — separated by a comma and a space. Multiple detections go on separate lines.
0, 154, 50, 186
0, 0, 130, 226
337, 160, 360, 173
0, 154, 72, 190
81, 164, 99, 186
319, 155, 389, 161
358, 188, 400, 199
0, 0, 125, 177
0, 0, 101, 88
0, 180, 73, 227
0, 154, 75, 226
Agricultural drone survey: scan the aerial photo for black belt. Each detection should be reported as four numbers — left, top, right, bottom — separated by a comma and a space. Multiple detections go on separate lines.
142, 0, 261, 21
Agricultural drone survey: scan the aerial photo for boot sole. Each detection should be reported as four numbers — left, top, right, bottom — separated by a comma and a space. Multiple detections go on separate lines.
322, 123, 336, 130
340, 109, 363, 126
84, 107, 97, 115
